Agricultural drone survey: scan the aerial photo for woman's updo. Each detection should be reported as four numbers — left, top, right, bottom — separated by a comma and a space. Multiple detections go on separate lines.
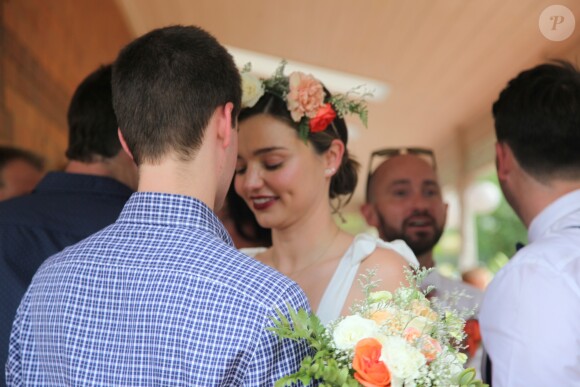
239, 91, 360, 207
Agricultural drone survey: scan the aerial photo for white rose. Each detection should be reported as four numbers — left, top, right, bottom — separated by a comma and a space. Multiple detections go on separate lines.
379, 336, 426, 382
240, 72, 264, 108
332, 315, 379, 350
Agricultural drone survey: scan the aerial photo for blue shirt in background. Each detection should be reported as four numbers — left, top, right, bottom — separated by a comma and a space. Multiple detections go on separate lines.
0, 171, 133, 385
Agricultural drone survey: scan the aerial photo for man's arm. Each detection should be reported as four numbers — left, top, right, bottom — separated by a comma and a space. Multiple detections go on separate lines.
5, 291, 30, 387
243, 284, 312, 386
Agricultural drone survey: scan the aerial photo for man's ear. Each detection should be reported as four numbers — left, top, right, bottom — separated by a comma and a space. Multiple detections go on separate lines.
118, 129, 134, 161
495, 141, 513, 182
216, 102, 235, 148
360, 203, 380, 228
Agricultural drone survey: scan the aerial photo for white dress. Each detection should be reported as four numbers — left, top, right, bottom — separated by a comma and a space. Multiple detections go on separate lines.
241, 233, 418, 325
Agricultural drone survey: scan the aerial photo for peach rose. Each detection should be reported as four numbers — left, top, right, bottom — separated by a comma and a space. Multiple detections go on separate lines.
286, 71, 325, 122
403, 327, 421, 343
352, 338, 391, 387
420, 336, 442, 362
309, 103, 336, 132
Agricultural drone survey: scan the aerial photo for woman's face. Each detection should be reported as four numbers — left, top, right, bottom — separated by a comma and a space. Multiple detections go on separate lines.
234, 114, 329, 230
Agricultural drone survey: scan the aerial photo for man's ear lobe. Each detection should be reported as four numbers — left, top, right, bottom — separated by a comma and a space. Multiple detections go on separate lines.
360, 203, 379, 227
495, 142, 512, 181
217, 102, 235, 148
118, 129, 134, 161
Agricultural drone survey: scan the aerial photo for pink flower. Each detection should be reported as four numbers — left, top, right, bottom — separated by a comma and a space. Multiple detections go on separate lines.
286, 72, 325, 122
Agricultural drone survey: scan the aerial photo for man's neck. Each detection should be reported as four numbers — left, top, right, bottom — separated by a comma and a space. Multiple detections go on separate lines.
418, 251, 435, 269
137, 158, 217, 210
516, 178, 580, 228
65, 160, 112, 178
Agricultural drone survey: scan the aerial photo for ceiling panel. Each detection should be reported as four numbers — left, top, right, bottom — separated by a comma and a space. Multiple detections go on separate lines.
114, 0, 580, 207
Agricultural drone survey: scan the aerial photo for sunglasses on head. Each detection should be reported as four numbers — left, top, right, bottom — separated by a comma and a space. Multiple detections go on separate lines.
365, 147, 437, 200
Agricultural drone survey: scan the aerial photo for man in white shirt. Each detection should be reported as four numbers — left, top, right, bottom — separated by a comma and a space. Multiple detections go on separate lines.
480, 60, 580, 386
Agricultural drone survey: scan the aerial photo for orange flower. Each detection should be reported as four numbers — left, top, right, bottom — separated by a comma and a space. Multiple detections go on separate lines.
352, 338, 391, 387
464, 319, 482, 358
309, 103, 337, 133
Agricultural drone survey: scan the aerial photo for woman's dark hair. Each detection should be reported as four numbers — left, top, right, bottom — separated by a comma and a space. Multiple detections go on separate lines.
226, 184, 272, 246
239, 91, 359, 208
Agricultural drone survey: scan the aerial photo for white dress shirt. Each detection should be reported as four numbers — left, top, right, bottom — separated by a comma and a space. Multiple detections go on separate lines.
480, 189, 580, 387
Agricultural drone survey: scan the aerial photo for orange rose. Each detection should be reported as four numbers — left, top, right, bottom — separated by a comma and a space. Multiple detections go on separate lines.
309, 103, 337, 133
352, 338, 391, 387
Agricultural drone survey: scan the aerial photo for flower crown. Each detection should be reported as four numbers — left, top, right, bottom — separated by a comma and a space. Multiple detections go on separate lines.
240, 61, 371, 140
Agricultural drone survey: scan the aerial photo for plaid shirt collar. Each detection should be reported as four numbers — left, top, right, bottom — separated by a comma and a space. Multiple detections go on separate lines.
117, 192, 233, 246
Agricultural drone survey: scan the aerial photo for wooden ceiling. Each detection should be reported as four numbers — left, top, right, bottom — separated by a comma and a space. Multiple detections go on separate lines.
115, 0, 580, 206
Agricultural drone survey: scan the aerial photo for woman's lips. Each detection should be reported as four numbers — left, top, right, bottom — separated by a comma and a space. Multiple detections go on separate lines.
251, 196, 277, 210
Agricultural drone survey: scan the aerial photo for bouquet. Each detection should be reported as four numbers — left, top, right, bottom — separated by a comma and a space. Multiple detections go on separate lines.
269, 268, 487, 387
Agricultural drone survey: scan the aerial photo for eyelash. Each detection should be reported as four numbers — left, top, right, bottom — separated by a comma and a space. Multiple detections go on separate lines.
235, 162, 283, 175
265, 162, 282, 171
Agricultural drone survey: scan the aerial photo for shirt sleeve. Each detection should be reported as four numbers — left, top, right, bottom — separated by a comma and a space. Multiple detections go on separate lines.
5, 291, 30, 387
243, 284, 313, 386
480, 255, 580, 386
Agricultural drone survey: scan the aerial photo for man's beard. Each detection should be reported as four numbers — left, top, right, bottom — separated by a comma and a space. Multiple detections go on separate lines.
377, 211, 444, 259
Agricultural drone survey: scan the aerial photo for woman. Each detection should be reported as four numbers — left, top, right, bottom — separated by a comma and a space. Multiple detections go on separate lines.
235, 65, 418, 324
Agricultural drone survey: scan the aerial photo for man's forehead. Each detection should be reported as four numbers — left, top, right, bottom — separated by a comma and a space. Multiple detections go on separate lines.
375, 155, 438, 183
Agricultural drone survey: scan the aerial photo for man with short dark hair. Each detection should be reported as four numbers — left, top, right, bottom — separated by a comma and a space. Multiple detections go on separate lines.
0, 64, 137, 385
7, 25, 310, 386
0, 146, 44, 201
480, 61, 580, 385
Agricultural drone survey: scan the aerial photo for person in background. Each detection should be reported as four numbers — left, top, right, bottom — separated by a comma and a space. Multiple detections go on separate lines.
0, 64, 137, 385
480, 60, 580, 385
361, 148, 482, 314
361, 149, 484, 374
0, 146, 44, 201
462, 266, 492, 291
7, 25, 310, 386
235, 64, 417, 327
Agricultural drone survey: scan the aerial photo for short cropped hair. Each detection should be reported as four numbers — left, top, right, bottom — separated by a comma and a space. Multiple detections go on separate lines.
0, 146, 44, 186
493, 60, 580, 181
66, 65, 121, 162
112, 25, 242, 165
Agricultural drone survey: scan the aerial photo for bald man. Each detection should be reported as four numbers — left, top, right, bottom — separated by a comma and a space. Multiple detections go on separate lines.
361, 151, 482, 314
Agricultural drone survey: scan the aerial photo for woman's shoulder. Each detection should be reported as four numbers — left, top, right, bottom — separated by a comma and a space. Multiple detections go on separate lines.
350, 233, 418, 267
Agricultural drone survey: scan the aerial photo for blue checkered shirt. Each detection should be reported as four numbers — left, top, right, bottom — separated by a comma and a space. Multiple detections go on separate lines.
6, 193, 311, 386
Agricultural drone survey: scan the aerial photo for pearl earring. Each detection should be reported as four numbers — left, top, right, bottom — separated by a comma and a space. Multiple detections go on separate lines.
324, 167, 336, 176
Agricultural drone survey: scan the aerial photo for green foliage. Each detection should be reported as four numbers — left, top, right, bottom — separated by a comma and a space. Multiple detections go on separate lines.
269, 305, 357, 386
329, 86, 373, 128
475, 174, 527, 269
